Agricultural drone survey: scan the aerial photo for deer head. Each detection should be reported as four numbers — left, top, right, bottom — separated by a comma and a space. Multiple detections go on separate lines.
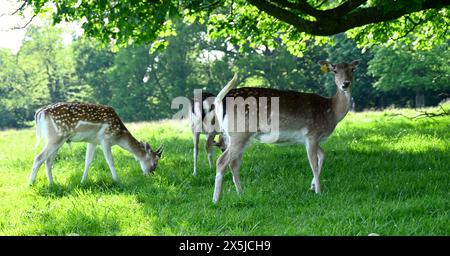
140, 143, 164, 175
319, 60, 360, 91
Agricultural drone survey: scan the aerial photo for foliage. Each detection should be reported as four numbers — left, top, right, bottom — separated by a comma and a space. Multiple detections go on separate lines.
368, 43, 450, 92
109, 45, 159, 121
23, 0, 450, 56
18, 23, 91, 103
0, 20, 96, 128
1, 18, 449, 128
0, 49, 33, 127
0, 109, 449, 235
73, 38, 115, 105
368, 42, 450, 107
347, 6, 450, 50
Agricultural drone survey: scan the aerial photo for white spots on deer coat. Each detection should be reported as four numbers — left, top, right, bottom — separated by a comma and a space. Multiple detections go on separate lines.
41, 102, 126, 141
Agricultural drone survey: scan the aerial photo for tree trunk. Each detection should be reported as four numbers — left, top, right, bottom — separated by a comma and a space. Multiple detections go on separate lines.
415, 89, 425, 109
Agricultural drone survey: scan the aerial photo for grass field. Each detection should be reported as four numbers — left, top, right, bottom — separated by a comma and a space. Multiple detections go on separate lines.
0, 107, 449, 235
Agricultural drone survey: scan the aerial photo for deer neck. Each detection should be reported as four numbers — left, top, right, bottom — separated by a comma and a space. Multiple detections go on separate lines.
117, 132, 145, 160
332, 87, 352, 123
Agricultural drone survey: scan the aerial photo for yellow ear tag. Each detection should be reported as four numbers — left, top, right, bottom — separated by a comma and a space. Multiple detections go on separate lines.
321, 64, 328, 73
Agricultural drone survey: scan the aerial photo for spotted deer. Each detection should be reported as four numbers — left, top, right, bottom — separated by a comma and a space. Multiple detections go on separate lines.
190, 92, 226, 176
212, 60, 359, 203
30, 102, 164, 185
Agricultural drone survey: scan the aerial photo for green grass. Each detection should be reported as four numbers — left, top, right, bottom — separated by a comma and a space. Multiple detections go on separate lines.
0, 107, 449, 235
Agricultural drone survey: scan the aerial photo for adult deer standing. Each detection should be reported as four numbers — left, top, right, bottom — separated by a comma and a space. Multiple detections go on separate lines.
212, 60, 359, 203
30, 102, 163, 185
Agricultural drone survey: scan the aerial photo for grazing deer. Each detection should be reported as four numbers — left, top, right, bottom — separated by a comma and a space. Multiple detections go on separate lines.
212, 60, 359, 203
190, 92, 226, 176
30, 102, 164, 185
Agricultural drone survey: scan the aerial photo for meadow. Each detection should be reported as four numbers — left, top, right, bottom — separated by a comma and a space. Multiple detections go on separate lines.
0, 107, 449, 235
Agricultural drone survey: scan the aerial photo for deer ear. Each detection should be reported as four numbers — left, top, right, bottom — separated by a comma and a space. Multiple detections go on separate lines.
319, 60, 334, 73
351, 59, 360, 67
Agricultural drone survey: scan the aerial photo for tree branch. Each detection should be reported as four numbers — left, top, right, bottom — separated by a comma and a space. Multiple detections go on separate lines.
269, 0, 323, 17
326, 0, 367, 15
10, 14, 37, 30
151, 68, 171, 103
390, 105, 450, 120
314, 0, 328, 9
268, 0, 367, 18
247, 0, 450, 36
247, 0, 316, 32
391, 16, 426, 41
10, 2, 27, 16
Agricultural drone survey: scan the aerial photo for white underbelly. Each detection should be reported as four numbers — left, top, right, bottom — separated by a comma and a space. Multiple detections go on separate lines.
69, 131, 100, 142
255, 129, 309, 145
69, 121, 108, 143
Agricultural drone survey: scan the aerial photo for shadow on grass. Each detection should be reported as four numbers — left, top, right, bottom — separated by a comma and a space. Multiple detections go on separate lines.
21, 197, 122, 235
32, 135, 196, 197
26, 117, 450, 235
32, 179, 125, 198
34, 117, 449, 199
135, 118, 449, 234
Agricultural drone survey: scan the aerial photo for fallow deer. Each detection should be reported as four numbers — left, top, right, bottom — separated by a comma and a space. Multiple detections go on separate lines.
30, 102, 164, 185
190, 92, 226, 176
212, 60, 359, 203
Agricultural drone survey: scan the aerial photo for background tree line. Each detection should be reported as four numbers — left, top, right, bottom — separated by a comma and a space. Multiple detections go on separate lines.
0, 18, 449, 129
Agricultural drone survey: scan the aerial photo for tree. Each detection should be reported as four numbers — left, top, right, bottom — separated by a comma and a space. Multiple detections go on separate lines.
108, 45, 157, 121
73, 38, 115, 105
0, 19, 95, 128
23, 0, 450, 55
0, 49, 34, 127
368, 43, 450, 108
18, 22, 90, 103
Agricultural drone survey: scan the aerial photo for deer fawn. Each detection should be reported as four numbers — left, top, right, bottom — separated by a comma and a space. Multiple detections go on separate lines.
30, 102, 164, 185
212, 61, 359, 203
190, 92, 226, 176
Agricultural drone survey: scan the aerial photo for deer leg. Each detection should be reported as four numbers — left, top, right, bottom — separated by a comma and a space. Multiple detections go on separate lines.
101, 141, 118, 182
306, 138, 321, 194
30, 150, 47, 185
81, 143, 96, 183
213, 148, 230, 204
310, 146, 325, 191
192, 132, 200, 176
45, 142, 65, 185
213, 133, 251, 203
230, 151, 244, 195
205, 133, 216, 170
45, 152, 58, 185
29, 140, 64, 185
